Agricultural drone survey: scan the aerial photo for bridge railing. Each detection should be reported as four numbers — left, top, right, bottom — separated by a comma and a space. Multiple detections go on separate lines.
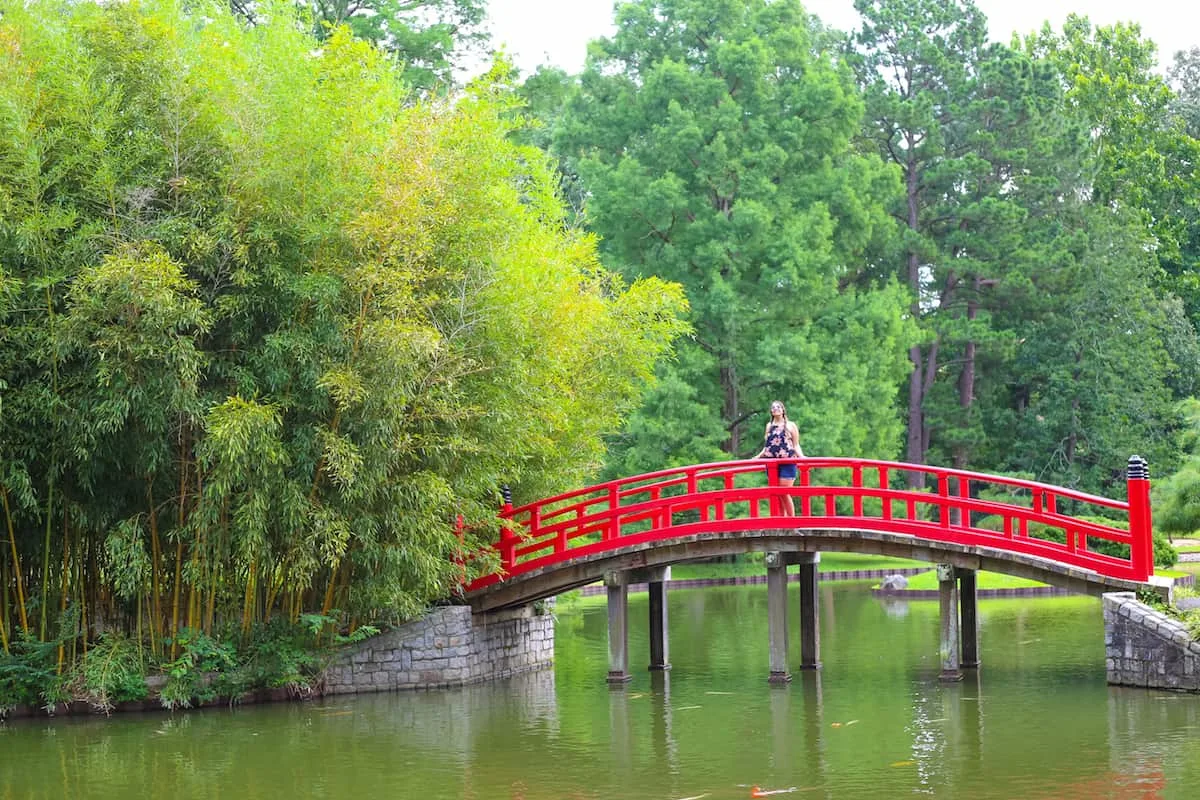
464, 457, 1154, 592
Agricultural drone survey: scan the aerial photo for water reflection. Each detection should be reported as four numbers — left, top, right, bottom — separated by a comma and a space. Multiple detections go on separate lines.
905, 668, 985, 795
797, 670, 828, 798
956, 669, 983, 769
607, 684, 632, 776
4, 586, 1200, 799
878, 595, 911, 619
648, 670, 676, 775
1105, 686, 1200, 795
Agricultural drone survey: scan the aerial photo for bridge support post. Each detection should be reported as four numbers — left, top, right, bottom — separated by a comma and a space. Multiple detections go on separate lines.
958, 568, 980, 669
766, 552, 791, 683
633, 566, 672, 671
937, 563, 963, 682
623, 566, 672, 671
797, 552, 821, 670
604, 571, 632, 684
648, 573, 671, 671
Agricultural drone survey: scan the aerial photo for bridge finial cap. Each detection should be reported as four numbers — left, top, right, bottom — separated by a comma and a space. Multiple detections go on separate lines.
1127, 455, 1149, 480
501, 485, 512, 505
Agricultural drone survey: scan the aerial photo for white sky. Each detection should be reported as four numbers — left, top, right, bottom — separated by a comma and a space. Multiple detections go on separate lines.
485, 0, 1199, 76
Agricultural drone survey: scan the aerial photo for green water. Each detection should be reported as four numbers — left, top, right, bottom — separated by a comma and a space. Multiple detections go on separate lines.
3, 582, 1199, 799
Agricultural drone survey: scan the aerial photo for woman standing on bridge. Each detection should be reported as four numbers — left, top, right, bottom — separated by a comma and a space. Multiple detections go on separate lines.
754, 400, 804, 515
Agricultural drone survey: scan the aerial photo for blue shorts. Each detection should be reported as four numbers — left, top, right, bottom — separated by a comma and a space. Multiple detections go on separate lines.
776, 462, 798, 481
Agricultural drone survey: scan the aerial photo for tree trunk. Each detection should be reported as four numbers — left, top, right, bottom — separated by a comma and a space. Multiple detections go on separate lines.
1066, 350, 1083, 466
954, 281, 980, 470
721, 358, 740, 455
905, 153, 927, 486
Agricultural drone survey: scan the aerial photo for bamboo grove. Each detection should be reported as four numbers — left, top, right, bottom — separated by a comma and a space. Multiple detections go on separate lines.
0, 0, 689, 661
8, 0, 1200, 682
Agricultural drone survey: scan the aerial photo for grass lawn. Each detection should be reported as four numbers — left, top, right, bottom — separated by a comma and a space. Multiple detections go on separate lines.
897, 569, 1047, 591
817, 552, 925, 572
667, 561, 763, 580
1174, 541, 1200, 554
667, 553, 925, 581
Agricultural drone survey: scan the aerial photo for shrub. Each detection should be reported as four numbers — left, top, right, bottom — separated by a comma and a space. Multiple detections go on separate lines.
971, 513, 1176, 568
71, 634, 148, 713
159, 629, 237, 710
0, 637, 59, 711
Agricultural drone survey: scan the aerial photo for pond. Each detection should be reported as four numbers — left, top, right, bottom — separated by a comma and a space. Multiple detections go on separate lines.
2, 581, 1198, 799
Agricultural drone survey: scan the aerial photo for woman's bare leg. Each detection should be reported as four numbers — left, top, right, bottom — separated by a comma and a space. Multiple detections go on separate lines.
780, 477, 796, 516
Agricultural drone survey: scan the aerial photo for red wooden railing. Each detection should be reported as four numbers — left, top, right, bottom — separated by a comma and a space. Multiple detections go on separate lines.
463, 457, 1155, 592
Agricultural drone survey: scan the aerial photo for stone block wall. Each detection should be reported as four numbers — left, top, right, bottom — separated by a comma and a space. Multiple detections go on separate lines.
1103, 592, 1200, 692
323, 602, 555, 695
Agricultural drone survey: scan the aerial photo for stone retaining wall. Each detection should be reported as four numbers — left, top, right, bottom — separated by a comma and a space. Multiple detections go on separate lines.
1103, 592, 1200, 692
323, 602, 555, 694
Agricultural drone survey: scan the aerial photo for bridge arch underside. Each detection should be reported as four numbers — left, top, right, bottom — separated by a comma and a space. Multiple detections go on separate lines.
466, 528, 1151, 612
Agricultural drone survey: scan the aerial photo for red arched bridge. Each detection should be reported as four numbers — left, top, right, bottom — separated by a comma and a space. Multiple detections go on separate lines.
463, 456, 1156, 612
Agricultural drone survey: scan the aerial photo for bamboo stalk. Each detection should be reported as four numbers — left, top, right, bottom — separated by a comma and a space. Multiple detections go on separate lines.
148, 481, 162, 656
78, 530, 87, 659
56, 521, 70, 673
186, 581, 196, 634
320, 561, 340, 616
204, 491, 227, 637
136, 594, 144, 667
39, 476, 52, 641
336, 558, 352, 615
0, 546, 10, 654
204, 569, 216, 636
2, 488, 29, 635
170, 432, 191, 658
41, 285, 58, 643
241, 560, 256, 638
328, 561, 350, 628
185, 524, 202, 632
263, 565, 284, 623
169, 537, 183, 658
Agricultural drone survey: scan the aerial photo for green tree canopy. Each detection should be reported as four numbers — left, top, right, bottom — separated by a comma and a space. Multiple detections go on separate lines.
230, 0, 489, 93
848, 0, 1193, 493
555, 0, 915, 474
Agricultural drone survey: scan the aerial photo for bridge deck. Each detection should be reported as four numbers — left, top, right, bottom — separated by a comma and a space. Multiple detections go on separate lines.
466, 527, 1158, 612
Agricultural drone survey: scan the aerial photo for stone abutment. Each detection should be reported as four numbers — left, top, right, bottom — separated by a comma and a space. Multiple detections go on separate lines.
1103, 592, 1200, 692
324, 602, 554, 694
